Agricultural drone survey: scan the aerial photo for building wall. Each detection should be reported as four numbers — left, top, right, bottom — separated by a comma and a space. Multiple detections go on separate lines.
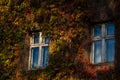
89, 0, 120, 79
89, 0, 115, 22
114, 1, 120, 79
18, 0, 120, 80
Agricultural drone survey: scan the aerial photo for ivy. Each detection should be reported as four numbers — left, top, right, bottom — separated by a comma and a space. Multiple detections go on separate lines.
0, 0, 116, 80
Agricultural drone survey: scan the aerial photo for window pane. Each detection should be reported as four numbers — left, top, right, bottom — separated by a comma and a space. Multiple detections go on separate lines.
33, 33, 39, 44
42, 37, 50, 43
94, 26, 101, 37
106, 24, 115, 35
42, 46, 49, 67
94, 40, 102, 63
31, 47, 39, 67
106, 39, 115, 62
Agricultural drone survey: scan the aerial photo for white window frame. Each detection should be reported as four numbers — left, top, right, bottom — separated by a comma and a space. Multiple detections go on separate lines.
92, 23, 115, 64
28, 32, 49, 70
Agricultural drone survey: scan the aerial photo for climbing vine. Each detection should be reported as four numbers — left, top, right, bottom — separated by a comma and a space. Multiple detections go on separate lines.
0, 0, 116, 80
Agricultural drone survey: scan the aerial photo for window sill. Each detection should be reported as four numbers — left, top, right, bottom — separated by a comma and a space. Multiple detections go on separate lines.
26, 68, 46, 75
28, 66, 47, 71
93, 61, 114, 68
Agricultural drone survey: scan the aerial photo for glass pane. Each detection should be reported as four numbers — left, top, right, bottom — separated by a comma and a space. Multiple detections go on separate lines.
94, 40, 102, 63
42, 37, 50, 43
94, 26, 101, 37
42, 46, 49, 67
106, 24, 115, 35
31, 47, 39, 67
33, 33, 39, 44
106, 39, 115, 62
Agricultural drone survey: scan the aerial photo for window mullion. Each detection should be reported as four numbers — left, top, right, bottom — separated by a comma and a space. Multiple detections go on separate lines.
102, 24, 106, 37
38, 46, 42, 67
102, 39, 106, 62
40, 32, 42, 44
39, 32, 42, 67
102, 24, 106, 62
92, 42, 95, 63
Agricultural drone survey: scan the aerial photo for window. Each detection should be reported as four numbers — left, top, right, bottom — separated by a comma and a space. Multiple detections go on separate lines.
29, 32, 50, 69
93, 23, 115, 64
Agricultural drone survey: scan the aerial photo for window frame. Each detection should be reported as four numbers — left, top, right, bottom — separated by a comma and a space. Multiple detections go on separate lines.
28, 32, 50, 70
92, 23, 115, 64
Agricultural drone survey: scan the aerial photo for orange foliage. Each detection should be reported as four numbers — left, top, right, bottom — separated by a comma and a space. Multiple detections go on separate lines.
61, 12, 66, 17
71, 13, 76, 20
60, 31, 65, 36
96, 66, 109, 72
77, 48, 111, 78
67, 33, 72, 38
69, 22, 75, 27
24, 9, 33, 20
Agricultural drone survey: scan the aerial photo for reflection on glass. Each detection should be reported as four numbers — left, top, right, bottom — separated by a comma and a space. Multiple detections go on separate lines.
94, 26, 101, 37
33, 33, 39, 44
106, 24, 115, 35
31, 47, 39, 67
42, 37, 50, 43
42, 46, 49, 67
94, 40, 102, 63
106, 39, 115, 62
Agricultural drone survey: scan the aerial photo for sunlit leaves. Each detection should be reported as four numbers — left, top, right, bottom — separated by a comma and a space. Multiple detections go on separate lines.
0, 0, 33, 79
0, 0, 114, 80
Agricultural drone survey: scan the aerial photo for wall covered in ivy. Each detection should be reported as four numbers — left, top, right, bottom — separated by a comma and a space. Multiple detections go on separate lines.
0, 0, 120, 80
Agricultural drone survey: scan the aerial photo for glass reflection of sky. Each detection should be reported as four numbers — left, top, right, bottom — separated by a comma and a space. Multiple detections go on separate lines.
94, 26, 101, 37
106, 39, 115, 62
42, 46, 49, 67
106, 24, 115, 35
34, 33, 39, 44
94, 40, 102, 63
32, 47, 39, 67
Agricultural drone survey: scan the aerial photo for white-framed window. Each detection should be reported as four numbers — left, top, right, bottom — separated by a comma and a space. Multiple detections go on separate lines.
29, 32, 50, 69
92, 23, 115, 64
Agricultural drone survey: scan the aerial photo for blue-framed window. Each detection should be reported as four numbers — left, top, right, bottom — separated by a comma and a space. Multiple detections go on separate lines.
31, 47, 39, 68
93, 23, 115, 64
29, 32, 50, 69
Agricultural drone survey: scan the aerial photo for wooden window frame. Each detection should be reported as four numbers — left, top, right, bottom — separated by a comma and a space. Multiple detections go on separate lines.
28, 32, 49, 70
92, 23, 115, 64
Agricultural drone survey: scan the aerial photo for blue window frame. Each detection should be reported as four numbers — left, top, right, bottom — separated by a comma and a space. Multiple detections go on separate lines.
30, 32, 50, 69
93, 23, 115, 64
